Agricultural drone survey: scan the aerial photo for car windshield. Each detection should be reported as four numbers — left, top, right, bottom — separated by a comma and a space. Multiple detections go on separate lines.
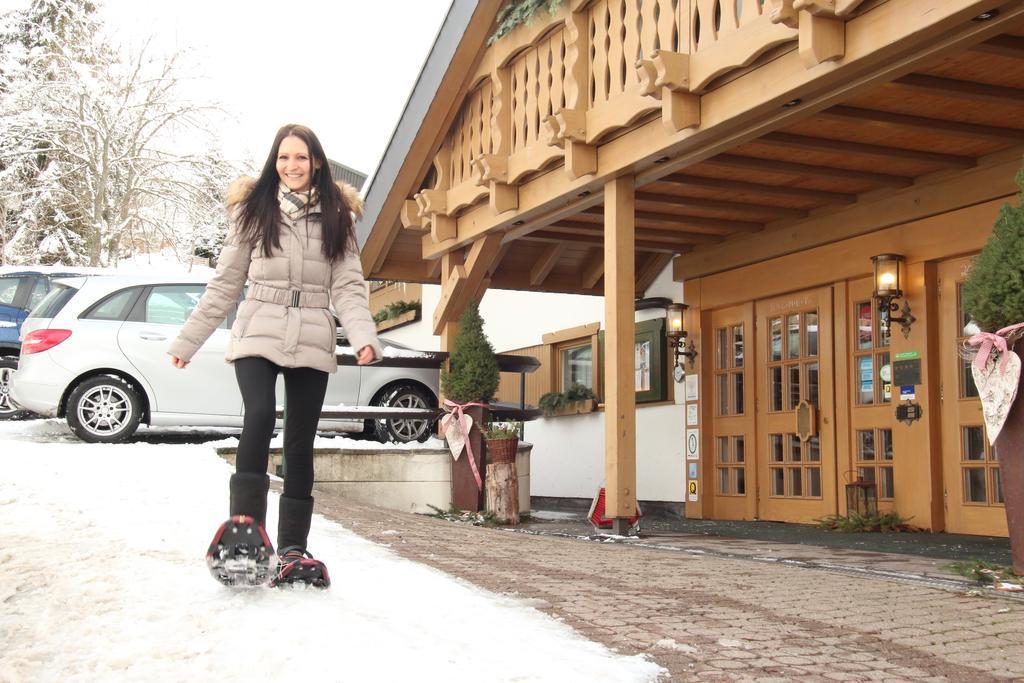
29, 283, 78, 319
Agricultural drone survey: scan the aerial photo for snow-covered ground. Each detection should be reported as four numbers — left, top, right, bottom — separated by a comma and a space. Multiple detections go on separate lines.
0, 420, 664, 683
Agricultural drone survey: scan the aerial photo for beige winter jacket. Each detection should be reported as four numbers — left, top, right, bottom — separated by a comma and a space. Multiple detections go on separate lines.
167, 177, 382, 374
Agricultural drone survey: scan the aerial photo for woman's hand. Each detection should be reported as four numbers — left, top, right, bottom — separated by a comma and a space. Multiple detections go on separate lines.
170, 355, 189, 369
355, 345, 377, 366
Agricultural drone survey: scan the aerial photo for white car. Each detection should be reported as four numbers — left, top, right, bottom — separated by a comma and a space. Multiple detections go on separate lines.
10, 274, 438, 443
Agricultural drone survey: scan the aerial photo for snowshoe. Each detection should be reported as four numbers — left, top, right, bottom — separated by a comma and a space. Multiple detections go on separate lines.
206, 515, 276, 587
271, 547, 331, 589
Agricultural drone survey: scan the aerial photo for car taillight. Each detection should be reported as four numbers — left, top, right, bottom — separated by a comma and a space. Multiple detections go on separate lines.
22, 329, 72, 355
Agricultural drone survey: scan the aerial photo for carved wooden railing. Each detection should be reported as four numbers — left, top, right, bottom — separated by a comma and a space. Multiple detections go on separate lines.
411, 0, 866, 244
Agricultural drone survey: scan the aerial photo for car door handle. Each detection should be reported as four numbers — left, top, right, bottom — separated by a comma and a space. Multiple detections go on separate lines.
138, 332, 167, 341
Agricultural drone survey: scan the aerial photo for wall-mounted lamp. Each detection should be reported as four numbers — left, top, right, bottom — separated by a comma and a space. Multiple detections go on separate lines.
666, 302, 697, 377
871, 253, 916, 339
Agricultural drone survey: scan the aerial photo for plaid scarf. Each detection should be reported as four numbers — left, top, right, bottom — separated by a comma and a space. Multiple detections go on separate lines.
277, 181, 319, 221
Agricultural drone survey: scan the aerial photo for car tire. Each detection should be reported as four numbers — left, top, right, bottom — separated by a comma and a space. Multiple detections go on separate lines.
376, 383, 436, 444
66, 375, 144, 443
0, 356, 31, 421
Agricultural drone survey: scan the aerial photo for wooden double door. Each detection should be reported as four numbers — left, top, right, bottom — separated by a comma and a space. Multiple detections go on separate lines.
710, 286, 838, 523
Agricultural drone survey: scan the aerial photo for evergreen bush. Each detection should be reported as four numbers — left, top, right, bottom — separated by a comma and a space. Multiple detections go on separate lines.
441, 302, 501, 404
488, 0, 564, 45
961, 169, 1024, 332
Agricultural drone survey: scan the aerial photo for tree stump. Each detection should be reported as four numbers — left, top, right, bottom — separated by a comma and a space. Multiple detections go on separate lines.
485, 462, 519, 525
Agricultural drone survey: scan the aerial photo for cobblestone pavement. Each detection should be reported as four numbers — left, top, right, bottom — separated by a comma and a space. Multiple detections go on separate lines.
308, 487, 1024, 682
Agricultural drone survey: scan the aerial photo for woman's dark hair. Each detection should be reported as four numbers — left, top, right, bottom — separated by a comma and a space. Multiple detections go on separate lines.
237, 124, 353, 262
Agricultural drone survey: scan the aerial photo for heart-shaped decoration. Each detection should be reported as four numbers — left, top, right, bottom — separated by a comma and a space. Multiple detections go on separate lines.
443, 413, 474, 460
972, 350, 1022, 445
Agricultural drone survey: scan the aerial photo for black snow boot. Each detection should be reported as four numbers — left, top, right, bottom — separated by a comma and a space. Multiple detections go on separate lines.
229, 472, 270, 525
272, 496, 330, 589
206, 473, 274, 587
277, 495, 314, 551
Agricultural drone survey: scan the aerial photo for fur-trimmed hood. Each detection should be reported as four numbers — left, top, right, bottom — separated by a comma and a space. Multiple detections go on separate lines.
226, 175, 364, 220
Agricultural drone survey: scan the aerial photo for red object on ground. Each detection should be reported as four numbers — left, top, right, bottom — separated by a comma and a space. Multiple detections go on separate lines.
588, 487, 641, 530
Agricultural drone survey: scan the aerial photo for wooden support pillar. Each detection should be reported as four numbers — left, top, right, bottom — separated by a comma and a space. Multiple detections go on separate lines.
603, 175, 637, 523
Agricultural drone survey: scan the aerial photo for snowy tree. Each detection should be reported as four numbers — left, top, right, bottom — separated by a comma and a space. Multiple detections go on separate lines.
0, 0, 238, 267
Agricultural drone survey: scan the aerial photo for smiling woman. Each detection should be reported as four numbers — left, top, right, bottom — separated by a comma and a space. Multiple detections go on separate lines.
166, 124, 385, 588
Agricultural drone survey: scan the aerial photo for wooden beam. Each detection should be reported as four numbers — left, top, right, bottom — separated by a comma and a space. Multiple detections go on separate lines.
547, 221, 725, 245
530, 243, 566, 286
636, 192, 809, 219
431, 250, 465, 335
707, 154, 914, 188
970, 35, 1024, 59
433, 233, 504, 334
817, 105, 1024, 143
531, 229, 693, 253
581, 249, 605, 288
582, 207, 763, 233
892, 73, 1024, 107
603, 176, 637, 522
759, 132, 976, 168
661, 175, 857, 204
635, 253, 672, 296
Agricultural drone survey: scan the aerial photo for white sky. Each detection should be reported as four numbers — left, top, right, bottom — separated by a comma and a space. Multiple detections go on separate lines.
0, 419, 665, 682
1, 0, 454, 178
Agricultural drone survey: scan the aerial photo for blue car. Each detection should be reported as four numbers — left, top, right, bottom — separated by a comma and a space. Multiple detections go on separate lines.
0, 269, 84, 418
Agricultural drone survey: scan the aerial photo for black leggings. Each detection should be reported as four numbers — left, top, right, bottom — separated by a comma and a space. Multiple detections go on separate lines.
234, 356, 328, 499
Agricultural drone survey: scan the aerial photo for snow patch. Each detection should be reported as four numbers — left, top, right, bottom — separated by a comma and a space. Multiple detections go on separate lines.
0, 421, 664, 682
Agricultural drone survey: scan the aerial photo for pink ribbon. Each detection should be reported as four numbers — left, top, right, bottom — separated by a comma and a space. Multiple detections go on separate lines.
968, 322, 1024, 375
440, 399, 488, 490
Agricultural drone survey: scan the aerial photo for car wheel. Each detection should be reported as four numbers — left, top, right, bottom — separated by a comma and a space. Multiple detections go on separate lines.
378, 384, 435, 443
0, 357, 28, 420
66, 375, 143, 443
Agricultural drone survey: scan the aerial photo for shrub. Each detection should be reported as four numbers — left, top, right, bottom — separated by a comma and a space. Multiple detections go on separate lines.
538, 383, 596, 416
815, 510, 915, 533
483, 421, 521, 440
441, 302, 500, 404
961, 169, 1024, 332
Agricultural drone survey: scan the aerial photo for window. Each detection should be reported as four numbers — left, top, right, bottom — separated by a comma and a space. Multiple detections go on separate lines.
82, 288, 140, 321
961, 425, 1002, 506
713, 324, 744, 415
27, 278, 48, 311
768, 433, 821, 499
0, 277, 23, 306
144, 285, 207, 326
856, 428, 895, 500
956, 284, 979, 399
560, 343, 593, 391
853, 300, 891, 405
716, 435, 746, 496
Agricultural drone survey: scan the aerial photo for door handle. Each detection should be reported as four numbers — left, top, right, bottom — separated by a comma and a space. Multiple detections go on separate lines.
138, 332, 167, 341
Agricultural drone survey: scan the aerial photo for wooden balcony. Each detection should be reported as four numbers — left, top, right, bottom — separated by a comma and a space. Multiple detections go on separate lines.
365, 0, 1024, 304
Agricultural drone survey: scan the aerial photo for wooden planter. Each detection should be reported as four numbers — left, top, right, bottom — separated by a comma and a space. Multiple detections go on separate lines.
547, 398, 597, 418
375, 308, 419, 332
485, 437, 519, 464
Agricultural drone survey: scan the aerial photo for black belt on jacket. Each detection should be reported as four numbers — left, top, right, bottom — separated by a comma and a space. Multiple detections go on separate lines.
247, 283, 329, 309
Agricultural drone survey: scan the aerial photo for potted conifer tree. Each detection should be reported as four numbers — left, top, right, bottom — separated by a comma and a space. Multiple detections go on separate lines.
962, 168, 1024, 574
440, 302, 501, 512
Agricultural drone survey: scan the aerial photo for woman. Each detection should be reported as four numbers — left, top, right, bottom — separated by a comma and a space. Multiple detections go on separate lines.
168, 124, 381, 588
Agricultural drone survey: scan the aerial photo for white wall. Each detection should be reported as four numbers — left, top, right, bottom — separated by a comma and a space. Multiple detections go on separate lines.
388, 260, 689, 503
526, 402, 686, 501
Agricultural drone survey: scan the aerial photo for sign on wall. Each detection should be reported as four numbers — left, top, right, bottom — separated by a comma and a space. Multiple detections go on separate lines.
688, 480, 698, 502
686, 429, 699, 460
